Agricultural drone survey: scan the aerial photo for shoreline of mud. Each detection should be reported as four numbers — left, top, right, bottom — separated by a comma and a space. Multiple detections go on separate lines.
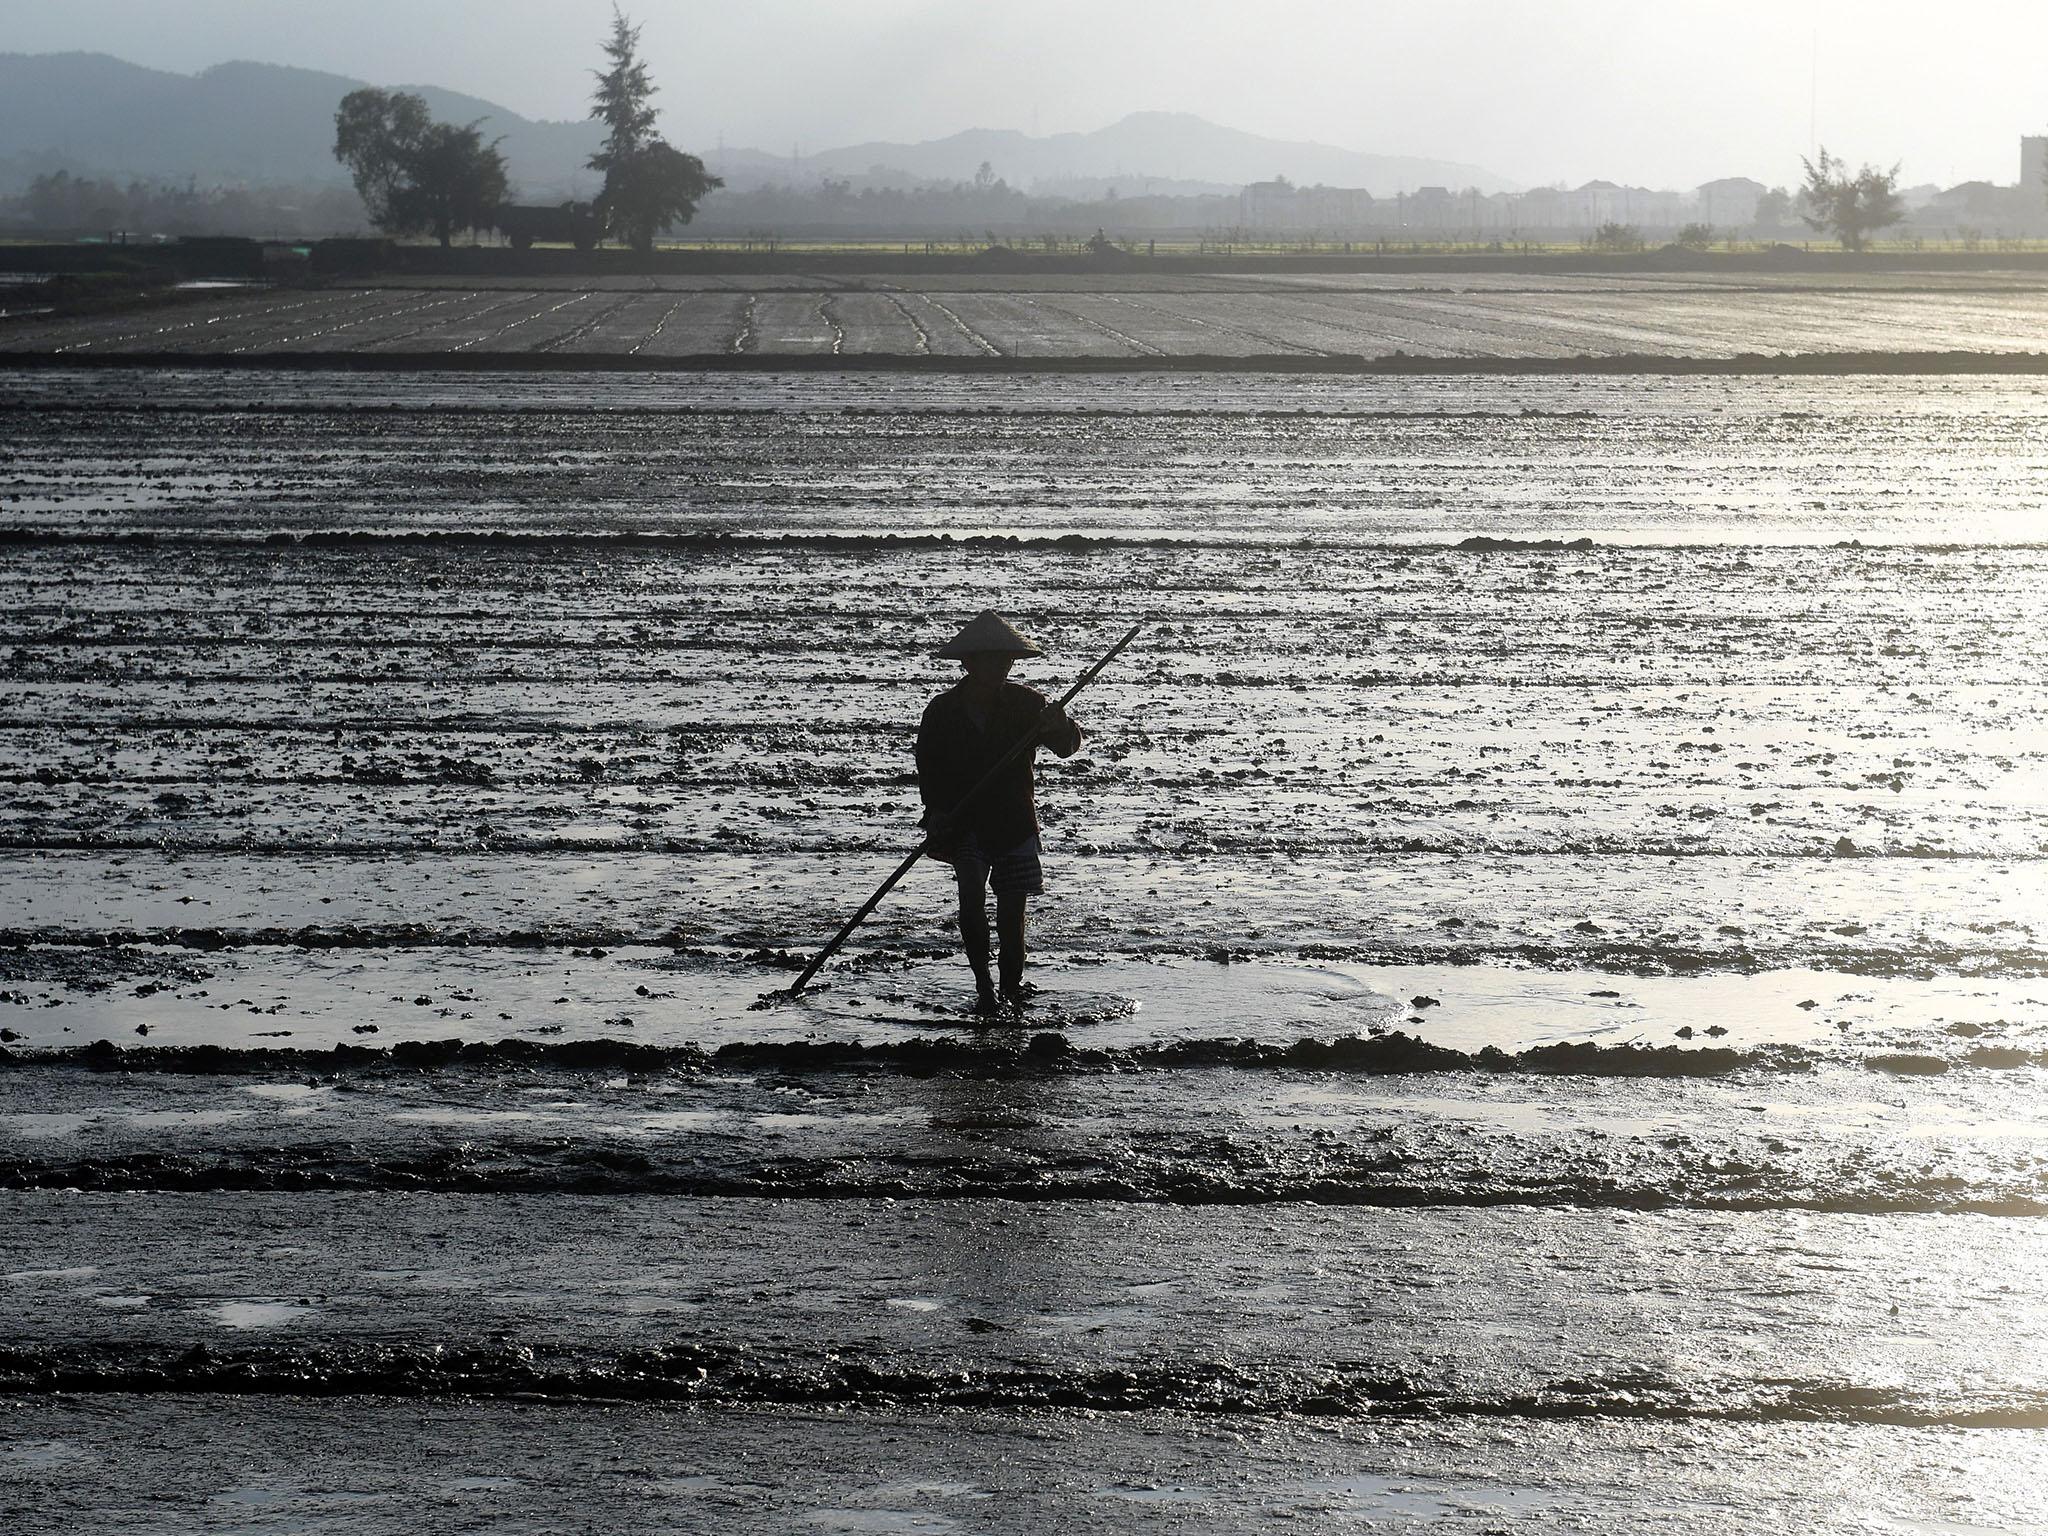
0, 1030, 1870, 1080
13, 527, 2024, 554
9, 348, 2048, 375
6, 1343, 2040, 1425
1, 1100, 2039, 1210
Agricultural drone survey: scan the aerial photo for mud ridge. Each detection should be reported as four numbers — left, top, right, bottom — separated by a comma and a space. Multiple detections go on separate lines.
2, 528, 1198, 552
0, 399, 1613, 421
0, 836, 2027, 874
5, 931, 2037, 982
2, 1342, 2042, 1425
10, 528, 2044, 557
7, 1141, 2037, 1214
0, 1031, 1817, 1080
7, 348, 2048, 376
0, 528, 1597, 555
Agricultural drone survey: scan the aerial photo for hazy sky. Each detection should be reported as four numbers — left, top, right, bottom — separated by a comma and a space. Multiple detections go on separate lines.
11, 0, 2048, 188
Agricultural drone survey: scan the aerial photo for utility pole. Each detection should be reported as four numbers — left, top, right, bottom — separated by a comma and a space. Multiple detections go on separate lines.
1809, 31, 1818, 159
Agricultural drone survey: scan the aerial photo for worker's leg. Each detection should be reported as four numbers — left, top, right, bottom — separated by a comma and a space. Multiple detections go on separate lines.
996, 891, 1028, 1003
989, 838, 1043, 1008
956, 877, 997, 1008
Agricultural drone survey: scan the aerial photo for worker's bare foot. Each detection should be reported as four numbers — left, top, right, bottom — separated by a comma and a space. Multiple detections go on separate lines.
973, 985, 1005, 1017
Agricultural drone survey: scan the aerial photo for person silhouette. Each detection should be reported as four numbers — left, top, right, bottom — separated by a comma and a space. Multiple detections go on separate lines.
916, 610, 1084, 1014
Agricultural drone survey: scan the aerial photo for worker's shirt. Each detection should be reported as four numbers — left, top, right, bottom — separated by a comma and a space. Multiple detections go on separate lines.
916, 680, 1083, 852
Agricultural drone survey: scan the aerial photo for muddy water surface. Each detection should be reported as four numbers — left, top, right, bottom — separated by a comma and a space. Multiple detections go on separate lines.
5, 271, 2048, 362
3, 366, 2047, 1528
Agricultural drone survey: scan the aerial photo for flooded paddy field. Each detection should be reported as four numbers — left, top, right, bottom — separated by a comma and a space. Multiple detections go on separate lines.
5, 365, 2048, 1529
4, 267, 2048, 363
18, 1401, 2048, 1536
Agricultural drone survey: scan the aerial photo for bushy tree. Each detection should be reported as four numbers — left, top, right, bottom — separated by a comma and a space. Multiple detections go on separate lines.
1674, 222, 1715, 250
1591, 221, 1643, 252
588, 8, 721, 253
334, 88, 506, 247
1752, 187, 1794, 231
402, 121, 509, 247
334, 89, 430, 227
601, 140, 719, 254
1799, 148, 1904, 252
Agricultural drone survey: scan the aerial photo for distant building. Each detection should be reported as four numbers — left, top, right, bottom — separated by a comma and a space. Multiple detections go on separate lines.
1515, 185, 1566, 229
1405, 185, 1456, 227
1571, 181, 1628, 226
1238, 177, 1374, 234
1696, 177, 1766, 229
1302, 183, 1374, 230
1239, 177, 1299, 229
1926, 180, 2026, 227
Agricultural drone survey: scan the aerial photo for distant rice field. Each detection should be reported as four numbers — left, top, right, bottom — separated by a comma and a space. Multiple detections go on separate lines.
5, 268, 2046, 362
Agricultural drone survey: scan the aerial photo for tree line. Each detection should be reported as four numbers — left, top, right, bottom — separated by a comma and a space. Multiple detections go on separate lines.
332, 7, 718, 252
0, 144, 1959, 252
1, 170, 364, 239
690, 152, 1932, 251
1582, 155, 1909, 255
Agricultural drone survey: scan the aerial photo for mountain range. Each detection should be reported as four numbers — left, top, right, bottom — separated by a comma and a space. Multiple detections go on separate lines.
725, 112, 1515, 196
0, 54, 606, 196
0, 52, 1515, 200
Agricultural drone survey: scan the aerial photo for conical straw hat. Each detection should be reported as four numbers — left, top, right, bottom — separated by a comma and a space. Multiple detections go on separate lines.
935, 609, 1043, 659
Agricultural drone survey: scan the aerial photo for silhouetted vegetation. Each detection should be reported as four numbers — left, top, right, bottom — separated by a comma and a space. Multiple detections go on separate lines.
588, 9, 720, 254
333, 88, 508, 248
1591, 222, 1644, 252
1752, 188, 1795, 231
1, 169, 365, 238
1800, 148, 1904, 252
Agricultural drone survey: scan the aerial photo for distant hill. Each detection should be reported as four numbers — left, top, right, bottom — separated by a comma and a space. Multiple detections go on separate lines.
797, 112, 1517, 197
0, 53, 604, 197
0, 54, 1516, 203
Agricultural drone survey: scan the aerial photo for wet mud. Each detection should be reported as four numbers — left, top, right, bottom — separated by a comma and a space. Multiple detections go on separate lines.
13, 347, 2048, 375
11, 1400, 2046, 1536
6, 1052, 2047, 1213
8, 1195, 2048, 1421
4, 363, 2046, 1520
5, 269, 2048, 367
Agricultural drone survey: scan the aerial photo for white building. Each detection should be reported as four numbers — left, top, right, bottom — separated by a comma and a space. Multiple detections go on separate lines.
1238, 178, 1375, 234
1696, 177, 1766, 229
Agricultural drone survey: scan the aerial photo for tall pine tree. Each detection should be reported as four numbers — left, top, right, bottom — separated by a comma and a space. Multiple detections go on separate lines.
588, 8, 720, 253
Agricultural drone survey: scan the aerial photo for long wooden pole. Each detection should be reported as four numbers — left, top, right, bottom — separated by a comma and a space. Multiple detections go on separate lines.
775, 623, 1142, 1000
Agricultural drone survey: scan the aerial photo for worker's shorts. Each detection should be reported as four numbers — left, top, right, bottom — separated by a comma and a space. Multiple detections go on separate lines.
952, 836, 1044, 900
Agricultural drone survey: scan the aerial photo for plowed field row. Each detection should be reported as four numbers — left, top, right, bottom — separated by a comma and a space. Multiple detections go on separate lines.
8, 278, 2048, 359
